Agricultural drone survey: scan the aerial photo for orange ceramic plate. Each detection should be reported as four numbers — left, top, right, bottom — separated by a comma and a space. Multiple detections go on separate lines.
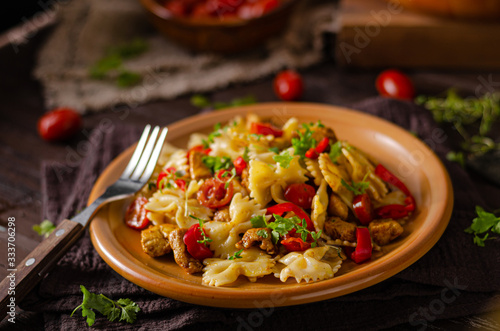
88, 103, 453, 308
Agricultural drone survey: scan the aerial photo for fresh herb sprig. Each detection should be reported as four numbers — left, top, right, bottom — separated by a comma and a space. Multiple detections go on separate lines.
250, 215, 321, 247
416, 90, 500, 164
291, 123, 316, 158
273, 150, 293, 169
465, 206, 500, 247
202, 155, 232, 173
328, 141, 343, 164
89, 39, 148, 88
190, 94, 257, 110
229, 249, 244, 260
202, 123, 222, 148
33, 220, 56, 238
189, 215, 213, 245
71, 285, 140, 326
341, 173, 370, 195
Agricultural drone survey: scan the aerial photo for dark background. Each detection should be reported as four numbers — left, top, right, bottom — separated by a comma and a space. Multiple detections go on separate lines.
1, 1, 43, 33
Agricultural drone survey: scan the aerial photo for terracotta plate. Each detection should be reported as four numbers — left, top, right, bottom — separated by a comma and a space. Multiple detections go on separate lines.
88, 103, 453, 308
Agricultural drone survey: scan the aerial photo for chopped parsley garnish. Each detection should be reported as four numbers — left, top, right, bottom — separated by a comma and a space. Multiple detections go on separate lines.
147, 182, 156, 190
229, 249, 244, 260
291, 124, 316, 158
273, 150, 293, 169
189, 215, 213, 245
89, 39, 148, 88
33, 220, 56, 238
465, 206, 500, 247
250, 214, 321, 247
190, 94, 257, 110
71, 285, 140, 326
249, 133, 263, 141
269, 147, 280, 154
242, 146, 250, 162
202, 155, 232, 173
341, 174, 370, 195
257, 229, 269, 238
328, 141, 343, 164
202, 123, 222, 148
224, 168, 237, 189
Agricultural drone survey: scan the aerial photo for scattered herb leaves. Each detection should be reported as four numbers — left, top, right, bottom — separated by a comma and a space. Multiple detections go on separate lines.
71, 285, 140, 326
328, 141, 343, 164
273, 150, 293, 169
33, 220, 56, 238
464, 205, 500, 246
202, 155, 232, 173
341, 174, 370, 195
189, 215, 213, 245
229, 249, 244, 260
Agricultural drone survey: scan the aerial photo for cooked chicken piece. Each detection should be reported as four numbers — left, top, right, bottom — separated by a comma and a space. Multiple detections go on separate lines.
368, 219, 404, 246
213, 207, 230, 222
236, 228, 276, 255
240, 167, 250, 191
323, 217, 356, 242
169, 228, 204, 274
141, 224, 178, 257
328, 193, 349, 220
189, 151, 212, 180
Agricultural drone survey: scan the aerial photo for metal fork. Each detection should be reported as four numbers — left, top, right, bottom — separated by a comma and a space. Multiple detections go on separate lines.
0, 125, 168, 318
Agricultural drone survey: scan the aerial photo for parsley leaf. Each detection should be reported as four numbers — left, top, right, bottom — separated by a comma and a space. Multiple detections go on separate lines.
190, 94, 211, 108
269, 147, 280, 154
273, 150, 293, 169
328, 141, 343, 164
257, 229, 269, 238
291, 124, 316, 158
465, 206, 500, 246
250, 215, 268, 228
229, 249, 244, 260
71, 285, 140, 326
242, 146, 250, 162
33, 220, 56, 238
202, 155, 232, 173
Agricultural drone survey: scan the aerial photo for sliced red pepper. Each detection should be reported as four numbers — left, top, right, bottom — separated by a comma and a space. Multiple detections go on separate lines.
315, 137, 330, 154
305, 147, 319, 159
125, 197, 150, 230
374, 164, 411, 196
375, 204, 409, 219
281, 236, 311, 252
250, 122, 283, 137
404, 196, 415, 212
352, 193, 373, 225
266, 202, 314, 231
348, 227, 372, 264
183, 223, 213, 260
233, 156, 247, 176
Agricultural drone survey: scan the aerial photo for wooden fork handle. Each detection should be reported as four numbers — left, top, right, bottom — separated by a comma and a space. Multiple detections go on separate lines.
0, 219, 85, 320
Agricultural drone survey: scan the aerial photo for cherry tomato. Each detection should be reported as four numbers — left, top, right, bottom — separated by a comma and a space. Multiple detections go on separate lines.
375, 69, 415, 100
183, 223, 214, 260
125, 197, 150, 230
37, 108, 82, 142
197, 178, 234, 208
315, 137, 330, 154
273, 70, 303, 101
281, 236, 311, 252
284, 183, 316, 209
250, 122, 283, 137
352, 193, 373, 225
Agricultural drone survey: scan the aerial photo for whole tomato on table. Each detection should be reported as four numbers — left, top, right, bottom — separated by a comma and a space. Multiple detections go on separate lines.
375, 69, 415, 100
273, 69, 304, 101
37, 107, 82, 142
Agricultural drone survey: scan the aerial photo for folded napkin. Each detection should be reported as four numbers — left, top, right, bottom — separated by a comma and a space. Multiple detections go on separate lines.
34, 0, 335, 113
20, 98, 500, 330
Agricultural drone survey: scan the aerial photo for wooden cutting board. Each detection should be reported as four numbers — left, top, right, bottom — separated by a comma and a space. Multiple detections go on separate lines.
335, 0, 500, 69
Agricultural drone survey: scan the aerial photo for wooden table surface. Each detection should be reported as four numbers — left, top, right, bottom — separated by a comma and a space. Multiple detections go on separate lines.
0, 26, 499, 330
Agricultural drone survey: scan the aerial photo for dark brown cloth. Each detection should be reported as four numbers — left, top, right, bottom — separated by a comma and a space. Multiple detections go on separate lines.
20, 98, 500, 330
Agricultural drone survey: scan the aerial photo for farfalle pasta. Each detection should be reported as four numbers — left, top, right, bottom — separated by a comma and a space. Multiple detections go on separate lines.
127, 114, 416, 287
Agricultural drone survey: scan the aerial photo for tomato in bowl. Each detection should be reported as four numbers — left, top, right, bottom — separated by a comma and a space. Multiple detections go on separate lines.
139, 0, 298, 53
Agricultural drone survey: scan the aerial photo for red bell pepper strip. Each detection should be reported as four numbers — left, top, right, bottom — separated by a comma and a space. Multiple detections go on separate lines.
183, 223, 213, 260
315, 137, 330, 154
352, 193, 373, 225
375, 204, 408, 219
233, 156, 247, 176
250, 122, 283, 137
266, 202, 315, 231
348, 227, 372, 264
374, 164, 411, 196
305, 147, 318, 159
